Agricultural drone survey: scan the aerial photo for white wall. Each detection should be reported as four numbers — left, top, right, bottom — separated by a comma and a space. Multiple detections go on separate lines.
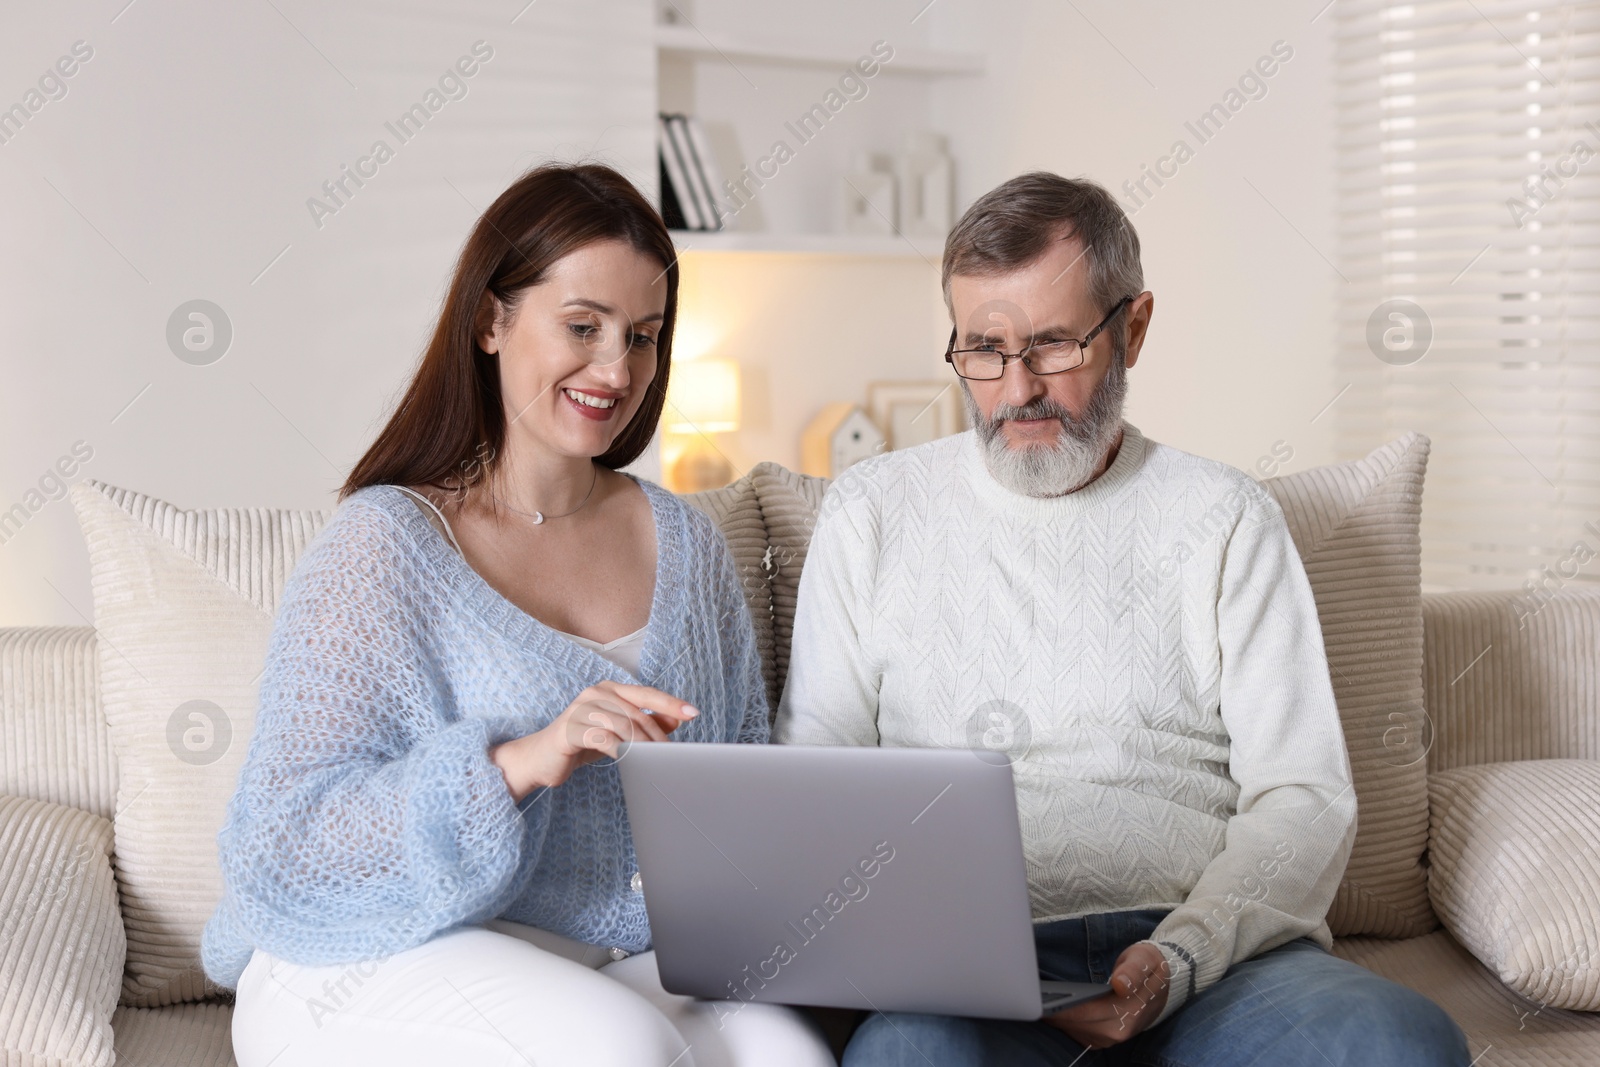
0, 0, 1338, 627
0, 0, 655, 626
927, 0, 1340, 479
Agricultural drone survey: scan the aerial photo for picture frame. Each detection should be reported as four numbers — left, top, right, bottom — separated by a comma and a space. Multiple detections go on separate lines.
866, 380, 967, 451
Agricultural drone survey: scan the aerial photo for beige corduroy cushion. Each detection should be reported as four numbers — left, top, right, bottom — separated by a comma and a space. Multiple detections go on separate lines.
683, 475, 778, 716
686, 463, 830, 716
1261, 433, 1435, 938
0, 794, 124, 1067
1428, 759, 1600, 1011
747, 462, 830, 704
70, 482, 329, 1008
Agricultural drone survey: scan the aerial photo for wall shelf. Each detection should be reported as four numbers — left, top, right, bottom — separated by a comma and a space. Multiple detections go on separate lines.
654, 13, 966, 260
655, 24, 983, 77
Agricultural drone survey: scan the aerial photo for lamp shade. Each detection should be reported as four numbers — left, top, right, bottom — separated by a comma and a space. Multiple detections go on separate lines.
665, 358, 741, 434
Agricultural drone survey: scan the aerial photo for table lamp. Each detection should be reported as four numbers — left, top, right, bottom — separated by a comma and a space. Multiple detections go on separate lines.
665, 358, 740, 492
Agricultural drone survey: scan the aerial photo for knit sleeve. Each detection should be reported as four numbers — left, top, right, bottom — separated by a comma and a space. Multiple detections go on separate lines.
772, 472, 882, 746
1139, 484, 1357, 1025
203, 497, 543, 982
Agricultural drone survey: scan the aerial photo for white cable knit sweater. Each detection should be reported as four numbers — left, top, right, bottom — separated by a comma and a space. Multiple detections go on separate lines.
774, 423, 1357, 1023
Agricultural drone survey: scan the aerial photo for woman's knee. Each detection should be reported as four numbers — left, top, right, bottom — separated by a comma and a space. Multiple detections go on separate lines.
573, 989, 694, 1067
602, 950, 831, 1067
233, 930, 695, 1067
444, 935, 694, 1067
679, 999, 835, 1067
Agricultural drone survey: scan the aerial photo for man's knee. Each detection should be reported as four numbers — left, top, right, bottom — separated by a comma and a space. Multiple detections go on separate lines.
1166, 947, 1470, 1066
1276, 967, 1469, 1066
843, 1012, 980, 1066
1339, 983, 1469, 1065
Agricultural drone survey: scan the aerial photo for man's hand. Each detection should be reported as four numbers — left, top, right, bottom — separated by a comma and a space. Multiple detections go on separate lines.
1043, 941, 1169, 1050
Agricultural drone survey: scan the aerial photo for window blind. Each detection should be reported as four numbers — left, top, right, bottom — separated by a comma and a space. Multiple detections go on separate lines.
1335, 1, 1600, 592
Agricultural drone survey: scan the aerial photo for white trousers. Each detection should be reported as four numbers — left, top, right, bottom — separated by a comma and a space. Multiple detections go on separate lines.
232, 921, 836, 1067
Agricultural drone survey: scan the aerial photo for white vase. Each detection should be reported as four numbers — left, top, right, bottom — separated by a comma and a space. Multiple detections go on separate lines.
841, 152, 897, 235
894, 131, 953, 238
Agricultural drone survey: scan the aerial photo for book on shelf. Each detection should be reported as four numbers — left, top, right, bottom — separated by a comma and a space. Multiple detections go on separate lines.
657, 150, 688, 230
657, 113, 732, 232
658, 113, 704, 230
667, 115, 718, 228
681, 114, 735, 231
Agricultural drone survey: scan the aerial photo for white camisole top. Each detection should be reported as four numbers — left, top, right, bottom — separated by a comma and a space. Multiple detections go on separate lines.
393, 486, 649, 678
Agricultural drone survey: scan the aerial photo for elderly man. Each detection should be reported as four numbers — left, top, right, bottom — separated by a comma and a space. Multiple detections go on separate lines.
774, 172, 1467, 1065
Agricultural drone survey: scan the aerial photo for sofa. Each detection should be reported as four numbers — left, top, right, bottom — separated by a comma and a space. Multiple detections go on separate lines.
1, 437, 1597, 1066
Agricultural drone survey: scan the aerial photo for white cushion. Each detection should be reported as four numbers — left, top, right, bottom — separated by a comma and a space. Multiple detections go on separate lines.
1428, 759, 1600, 1011
70, 482, 328, 1007
0, 794, 123, 1067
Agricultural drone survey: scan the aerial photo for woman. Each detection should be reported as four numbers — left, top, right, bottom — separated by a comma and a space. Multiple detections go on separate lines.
201, 163, 834, 1067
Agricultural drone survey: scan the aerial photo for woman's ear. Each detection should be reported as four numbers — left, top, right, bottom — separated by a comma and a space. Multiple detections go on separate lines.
474, 292, 502, 355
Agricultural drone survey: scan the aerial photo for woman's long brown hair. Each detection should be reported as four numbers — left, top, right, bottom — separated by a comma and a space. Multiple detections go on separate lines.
341, 162, 678, 499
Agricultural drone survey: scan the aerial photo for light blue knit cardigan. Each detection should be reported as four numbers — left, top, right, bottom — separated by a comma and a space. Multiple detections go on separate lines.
200, 479, 768, 989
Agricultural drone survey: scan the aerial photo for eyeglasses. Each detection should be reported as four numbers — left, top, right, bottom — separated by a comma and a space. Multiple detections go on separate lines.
944, 296, 1133, 381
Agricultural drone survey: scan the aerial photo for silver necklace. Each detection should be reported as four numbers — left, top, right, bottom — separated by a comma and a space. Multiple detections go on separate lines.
492, 466, 598, 525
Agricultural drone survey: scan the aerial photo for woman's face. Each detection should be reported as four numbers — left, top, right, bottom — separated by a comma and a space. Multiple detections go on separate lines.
480, 238, 668, 463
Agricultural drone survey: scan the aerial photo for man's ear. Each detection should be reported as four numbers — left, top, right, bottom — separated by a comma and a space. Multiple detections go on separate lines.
475, 291, 502, 355
1122, 291, 1155, 370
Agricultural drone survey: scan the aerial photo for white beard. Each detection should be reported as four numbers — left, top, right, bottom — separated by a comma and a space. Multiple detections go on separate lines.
962, 354, 1128, 498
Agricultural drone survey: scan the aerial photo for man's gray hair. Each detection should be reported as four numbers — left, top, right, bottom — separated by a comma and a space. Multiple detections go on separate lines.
941, 172, 1143, 322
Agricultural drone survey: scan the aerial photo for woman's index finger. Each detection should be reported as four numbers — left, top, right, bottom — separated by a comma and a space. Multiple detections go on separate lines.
606, 683, 698, 721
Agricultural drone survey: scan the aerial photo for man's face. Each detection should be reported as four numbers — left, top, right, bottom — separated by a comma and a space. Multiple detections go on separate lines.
948, 233, 1153, 495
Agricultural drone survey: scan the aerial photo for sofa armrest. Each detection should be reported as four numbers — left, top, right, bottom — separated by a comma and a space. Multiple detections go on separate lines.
0, 626, 116, 820
1422, 589, 1600, 772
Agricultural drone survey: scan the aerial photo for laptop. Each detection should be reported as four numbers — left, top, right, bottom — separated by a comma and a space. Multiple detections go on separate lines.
615, 742, 1112, 1020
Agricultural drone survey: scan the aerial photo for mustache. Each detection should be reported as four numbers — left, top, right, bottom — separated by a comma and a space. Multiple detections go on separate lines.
990, 396, 1072, 423
978, 395, 1097, 444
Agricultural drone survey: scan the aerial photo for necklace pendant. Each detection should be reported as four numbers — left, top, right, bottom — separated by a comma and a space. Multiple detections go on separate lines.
531, 511, 545, 525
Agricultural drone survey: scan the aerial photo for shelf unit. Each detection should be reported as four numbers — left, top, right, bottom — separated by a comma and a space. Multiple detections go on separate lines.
655, 19, 981, 255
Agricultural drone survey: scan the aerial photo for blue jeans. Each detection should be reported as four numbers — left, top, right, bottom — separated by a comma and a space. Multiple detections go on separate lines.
842, 909, 1468, 1066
